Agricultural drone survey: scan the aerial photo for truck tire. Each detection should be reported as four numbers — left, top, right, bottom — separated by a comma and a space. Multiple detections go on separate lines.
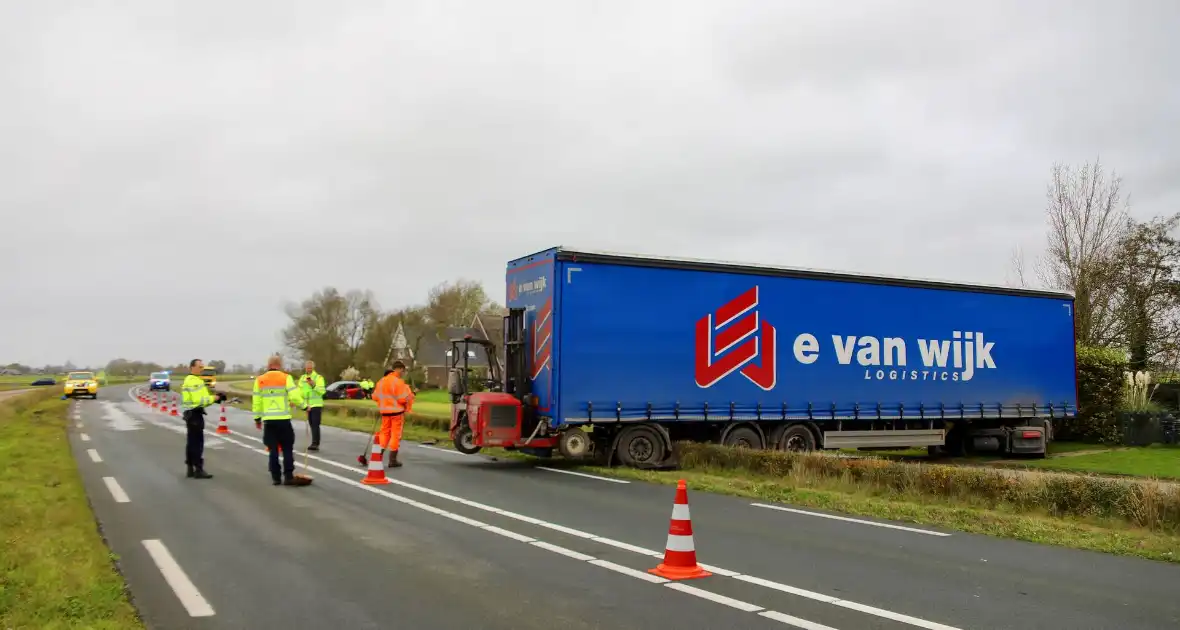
777, 424, 815, 452
722, 426, 763, 450
558, 428, 591, 458
453, 423, 482, 455
615, 425, 667, 468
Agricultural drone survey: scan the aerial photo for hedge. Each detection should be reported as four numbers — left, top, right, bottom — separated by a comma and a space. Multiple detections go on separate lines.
1062, 345, 1127, 443
674, 441, 1180, 531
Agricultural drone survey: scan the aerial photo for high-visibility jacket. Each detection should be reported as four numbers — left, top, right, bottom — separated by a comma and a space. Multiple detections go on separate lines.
181, 374, 217, 411
252, 370, 307, 421
374, 373, 414, 415
297, 371, 326, 408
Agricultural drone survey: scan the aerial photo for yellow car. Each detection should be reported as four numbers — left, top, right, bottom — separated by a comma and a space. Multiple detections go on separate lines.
64, 371, 99, 399
200, 367, 217, 390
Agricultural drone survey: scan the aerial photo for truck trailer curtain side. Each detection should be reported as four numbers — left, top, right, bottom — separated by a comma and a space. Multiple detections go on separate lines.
501, 247, 1079, 461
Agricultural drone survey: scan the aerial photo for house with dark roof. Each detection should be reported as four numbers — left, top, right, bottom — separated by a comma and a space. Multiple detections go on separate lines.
390, 317, 502, 388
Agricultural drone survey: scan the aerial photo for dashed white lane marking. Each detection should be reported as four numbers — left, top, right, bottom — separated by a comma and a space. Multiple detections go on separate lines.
141, 539, 215, 617
87, 449, 103, 463
103, 477, 130, 503
76, 422, 83, 429
751, 503, 951, 537
126, 388, 961, 630
536, 466, 631, 484
80, 433, 91, 442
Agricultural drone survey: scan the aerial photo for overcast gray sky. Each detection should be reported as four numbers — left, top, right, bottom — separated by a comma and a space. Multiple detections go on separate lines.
2, 1, 1178, 369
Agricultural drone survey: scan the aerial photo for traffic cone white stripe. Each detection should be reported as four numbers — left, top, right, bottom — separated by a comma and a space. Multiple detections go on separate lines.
665, 533, 696, 552
671, 503, 691, 520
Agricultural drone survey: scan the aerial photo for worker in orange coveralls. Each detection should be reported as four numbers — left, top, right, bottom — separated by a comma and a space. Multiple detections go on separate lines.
372, 361, 415, 468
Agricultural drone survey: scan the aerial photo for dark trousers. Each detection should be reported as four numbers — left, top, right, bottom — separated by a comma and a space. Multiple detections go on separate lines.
307, 406, 323, 445
183, 409, 205, 467
263, 420, 296, 480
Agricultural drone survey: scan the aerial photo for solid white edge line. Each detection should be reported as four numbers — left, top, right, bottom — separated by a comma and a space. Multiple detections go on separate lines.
759, 610, 842, 630
132, 389, 964, 630
751, 503, 951, 537
416, 444, 467, 456
664, 582, 763, 612
103, 477, 130, 503
832, 600, 961, 630
483, 525, 536, 543
588, 559, 668, 584
87, 449, 103, 463
141, 539, 215, 617
531, 541, 596, 562
80, 433, 90, 442
733, 575, 838, 603
591, 536, 664, 557
536, 466, 631, 484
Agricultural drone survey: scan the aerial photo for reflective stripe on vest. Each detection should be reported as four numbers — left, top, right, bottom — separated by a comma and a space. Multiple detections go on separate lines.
255, 371, 296, 421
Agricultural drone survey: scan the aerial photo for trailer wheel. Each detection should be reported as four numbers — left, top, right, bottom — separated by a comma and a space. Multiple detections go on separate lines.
453, 423, 482, 455
722, 426, 763, 450
777, 425, 815, 452
616, 426, 667, 467
558, 428, 591, 458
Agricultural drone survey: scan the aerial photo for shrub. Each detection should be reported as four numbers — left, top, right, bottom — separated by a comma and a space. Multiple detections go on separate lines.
1066, 345, 1127, 443
673, 441, 1180, 531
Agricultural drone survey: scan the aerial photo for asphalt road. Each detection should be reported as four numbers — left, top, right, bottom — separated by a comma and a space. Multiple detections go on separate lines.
68, 385, 1180, 630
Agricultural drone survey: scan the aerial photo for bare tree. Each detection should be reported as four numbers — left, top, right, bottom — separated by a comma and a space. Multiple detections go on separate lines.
426, 279, 489, 329
280, 287, 379, 380
1006, 245, 1030, 288
1039, 158, 1130, 346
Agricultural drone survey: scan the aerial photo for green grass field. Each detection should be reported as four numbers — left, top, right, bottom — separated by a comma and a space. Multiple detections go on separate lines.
0, 391, 142, 629
225, 380, 452, 417
1022, 444, 1180, 479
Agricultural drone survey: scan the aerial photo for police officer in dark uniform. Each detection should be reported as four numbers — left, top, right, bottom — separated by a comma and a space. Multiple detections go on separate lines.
181, 358, 226, 479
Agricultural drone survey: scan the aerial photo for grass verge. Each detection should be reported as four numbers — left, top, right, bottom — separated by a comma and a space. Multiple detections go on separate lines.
0, 390, 142, 629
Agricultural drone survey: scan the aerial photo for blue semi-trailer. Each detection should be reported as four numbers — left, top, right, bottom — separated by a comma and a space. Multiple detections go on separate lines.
445, 247, 1079, 466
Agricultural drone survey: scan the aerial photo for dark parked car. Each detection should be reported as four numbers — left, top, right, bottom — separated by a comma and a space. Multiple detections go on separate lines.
30, 377, 56, 386
323, 380, 367, 400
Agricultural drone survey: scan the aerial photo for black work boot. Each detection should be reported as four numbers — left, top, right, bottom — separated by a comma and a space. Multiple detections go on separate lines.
308, 443, 319, 452
387, 450, 402, 468
282, 475, 295, 486
186, 464, 195, 478
193, 467, 213, 479
272, 475, 282, 486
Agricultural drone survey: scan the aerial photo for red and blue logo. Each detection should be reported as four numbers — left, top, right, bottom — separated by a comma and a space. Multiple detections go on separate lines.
694, 287, 777, 390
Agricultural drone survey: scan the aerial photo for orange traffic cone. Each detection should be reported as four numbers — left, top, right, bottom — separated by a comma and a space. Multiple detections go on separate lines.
216, 404, 230, 434
170, 396, 178, 417
649, 480, 711, 580
361, 434, 390, 485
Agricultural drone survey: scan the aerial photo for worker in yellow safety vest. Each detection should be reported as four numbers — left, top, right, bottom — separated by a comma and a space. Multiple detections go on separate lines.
182, 358, 226, 479
297, 360, 326, 451
253, 355, 308, 486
